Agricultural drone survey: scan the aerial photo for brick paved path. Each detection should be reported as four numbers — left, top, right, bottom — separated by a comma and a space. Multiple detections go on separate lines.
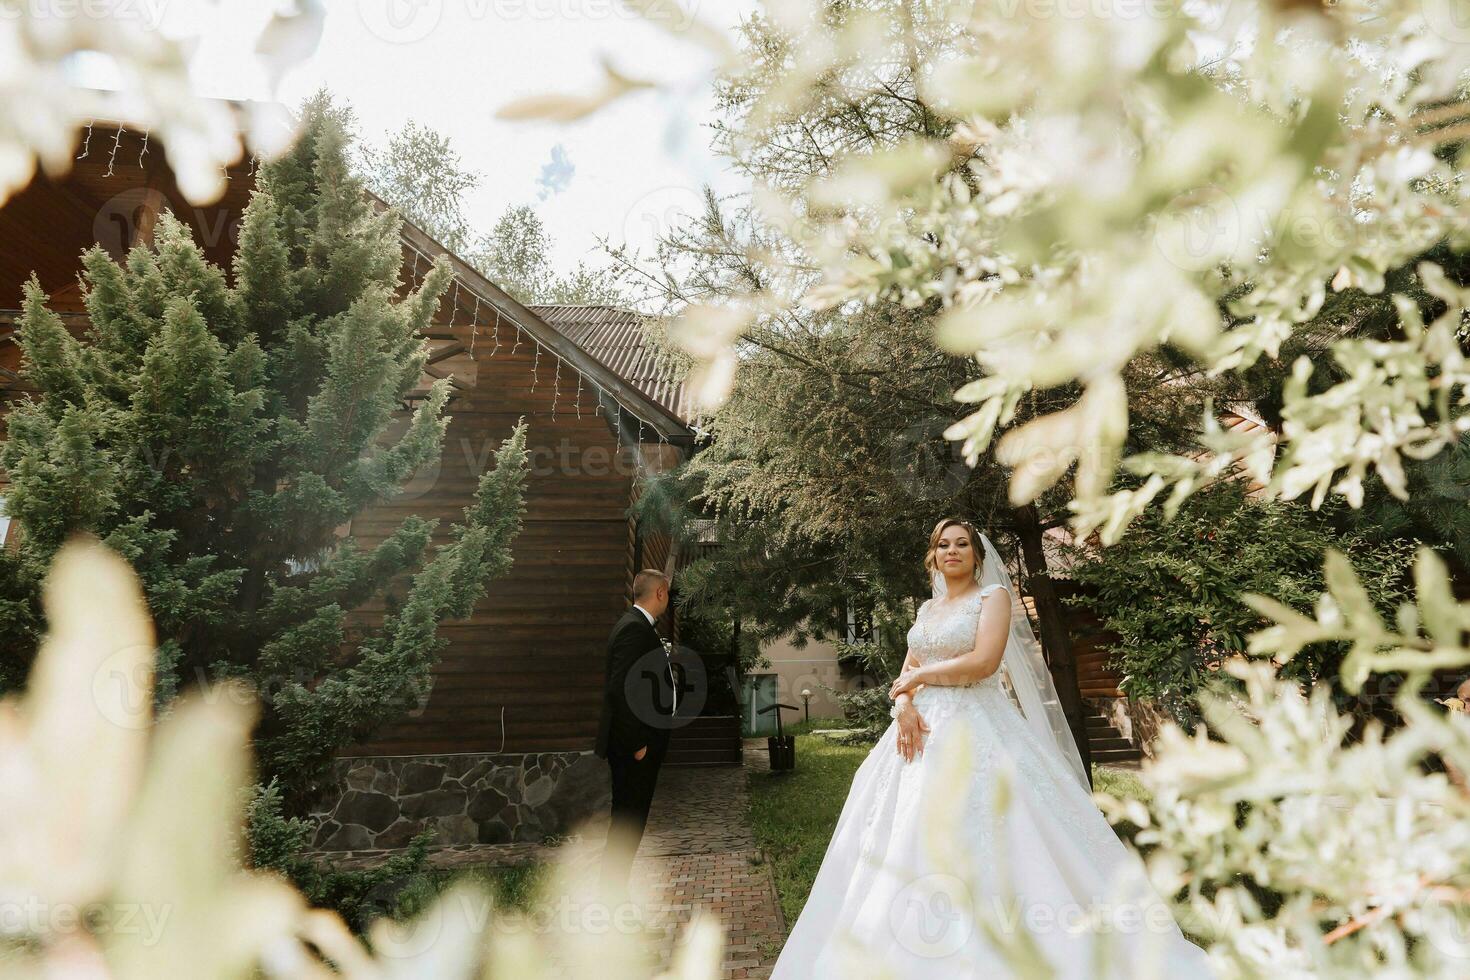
319, 759, 787, 977
627, 763, 785, 978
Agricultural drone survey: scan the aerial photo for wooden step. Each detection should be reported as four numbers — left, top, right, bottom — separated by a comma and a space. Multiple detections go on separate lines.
665, 714, 742, 767
1076, 669, 1120, 682
666, 734, 740, 750
1077, 699, 1141, 761
1089, 736, 1133, 752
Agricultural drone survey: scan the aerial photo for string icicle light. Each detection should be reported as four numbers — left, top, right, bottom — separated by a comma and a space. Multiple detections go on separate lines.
105, 124, 124, 177
76, 122, 93, 160
468, 294, 481, 356
372, 242, 675, 474
137, 130, 150, 167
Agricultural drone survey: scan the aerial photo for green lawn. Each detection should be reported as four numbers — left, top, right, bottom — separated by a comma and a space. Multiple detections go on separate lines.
1093, 764, 1148, 803
748, 733, 873, 925
748, 733, 1154, 926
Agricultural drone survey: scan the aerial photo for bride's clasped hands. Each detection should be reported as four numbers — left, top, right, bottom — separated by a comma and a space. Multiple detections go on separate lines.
890, 695, 929, 762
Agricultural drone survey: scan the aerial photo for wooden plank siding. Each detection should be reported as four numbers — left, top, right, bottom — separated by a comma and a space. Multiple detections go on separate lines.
343, 320, 642, 756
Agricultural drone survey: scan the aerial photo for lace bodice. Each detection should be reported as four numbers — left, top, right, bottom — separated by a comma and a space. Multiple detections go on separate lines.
906, 583, 1006, 669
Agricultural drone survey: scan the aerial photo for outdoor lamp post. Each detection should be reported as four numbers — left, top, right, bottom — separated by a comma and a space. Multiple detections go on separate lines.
801, 688, 811, 723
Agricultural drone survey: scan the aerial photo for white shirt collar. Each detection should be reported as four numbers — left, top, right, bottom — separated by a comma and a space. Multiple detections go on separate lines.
632, 603, 657, 626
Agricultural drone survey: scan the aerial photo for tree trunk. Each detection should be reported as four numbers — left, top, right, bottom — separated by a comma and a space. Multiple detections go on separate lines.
1011, 503, 1094, 787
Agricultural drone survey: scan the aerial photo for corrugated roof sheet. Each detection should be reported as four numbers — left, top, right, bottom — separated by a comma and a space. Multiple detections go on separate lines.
530, 304, 695, 427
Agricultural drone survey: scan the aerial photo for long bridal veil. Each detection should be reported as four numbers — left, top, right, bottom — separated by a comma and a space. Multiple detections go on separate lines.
932, 533, 1090, 789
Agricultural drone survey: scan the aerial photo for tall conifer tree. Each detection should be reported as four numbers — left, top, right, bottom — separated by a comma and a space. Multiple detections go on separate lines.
0, 99, 528, 811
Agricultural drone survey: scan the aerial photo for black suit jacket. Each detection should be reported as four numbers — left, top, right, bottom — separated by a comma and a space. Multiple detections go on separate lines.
594, 609, 673, 759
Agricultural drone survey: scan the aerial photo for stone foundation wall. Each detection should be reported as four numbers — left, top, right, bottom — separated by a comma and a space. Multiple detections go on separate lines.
1119, 698, 1174, 759
310, 751, 610, 851
1087, 696, 1134, 742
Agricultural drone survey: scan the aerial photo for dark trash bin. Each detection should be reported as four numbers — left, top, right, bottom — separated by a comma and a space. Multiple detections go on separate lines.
759, 702, 800, 772
767, 733, 796, 770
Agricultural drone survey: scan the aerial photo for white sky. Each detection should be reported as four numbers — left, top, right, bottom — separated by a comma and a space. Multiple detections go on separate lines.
168, 0, 758, 273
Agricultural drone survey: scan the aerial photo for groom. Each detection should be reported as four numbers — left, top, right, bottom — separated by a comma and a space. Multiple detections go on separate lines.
595, 569, 676, 894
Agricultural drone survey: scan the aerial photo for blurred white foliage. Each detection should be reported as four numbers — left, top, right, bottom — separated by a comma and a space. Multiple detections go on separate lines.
561, 0, 1470, 541
0, 0, 323, 206
781, 0, 1470, 542
0, 540, 724, 980
1086, 544, 1470, 977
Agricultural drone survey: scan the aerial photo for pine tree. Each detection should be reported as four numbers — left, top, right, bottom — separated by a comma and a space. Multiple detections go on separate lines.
0, 100, 529, 815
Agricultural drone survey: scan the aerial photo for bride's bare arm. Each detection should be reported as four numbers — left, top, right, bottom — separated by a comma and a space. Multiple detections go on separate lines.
890, 589, 1011, 694
890, 601, 928, 713
893, 649, 922, 706
892, 648, 930, 760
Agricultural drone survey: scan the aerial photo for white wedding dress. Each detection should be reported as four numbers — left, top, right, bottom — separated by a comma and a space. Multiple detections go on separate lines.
771, 584, 1215, 979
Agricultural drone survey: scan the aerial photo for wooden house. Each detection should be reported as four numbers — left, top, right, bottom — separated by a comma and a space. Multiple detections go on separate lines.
0, 121, 733, 851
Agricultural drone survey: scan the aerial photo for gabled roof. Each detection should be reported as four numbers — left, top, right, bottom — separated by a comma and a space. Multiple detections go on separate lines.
0, 114, 696, 447
530, 304, 694, 427
387, 216, 694, 445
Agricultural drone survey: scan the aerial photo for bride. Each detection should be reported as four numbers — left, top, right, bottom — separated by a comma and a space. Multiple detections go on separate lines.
771, 518, 1214, 978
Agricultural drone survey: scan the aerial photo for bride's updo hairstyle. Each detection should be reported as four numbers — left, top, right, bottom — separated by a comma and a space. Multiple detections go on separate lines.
924, 517, 980, 581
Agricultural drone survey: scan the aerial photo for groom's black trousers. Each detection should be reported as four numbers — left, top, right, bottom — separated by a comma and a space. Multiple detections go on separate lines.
595, 607, 676, 895
602, 739, 667, 892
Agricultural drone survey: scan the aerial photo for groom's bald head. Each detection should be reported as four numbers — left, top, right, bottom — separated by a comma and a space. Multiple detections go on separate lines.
633, 569, 671, 617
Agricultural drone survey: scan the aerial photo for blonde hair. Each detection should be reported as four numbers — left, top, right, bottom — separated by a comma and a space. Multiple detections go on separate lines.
924, 518, 980, 580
